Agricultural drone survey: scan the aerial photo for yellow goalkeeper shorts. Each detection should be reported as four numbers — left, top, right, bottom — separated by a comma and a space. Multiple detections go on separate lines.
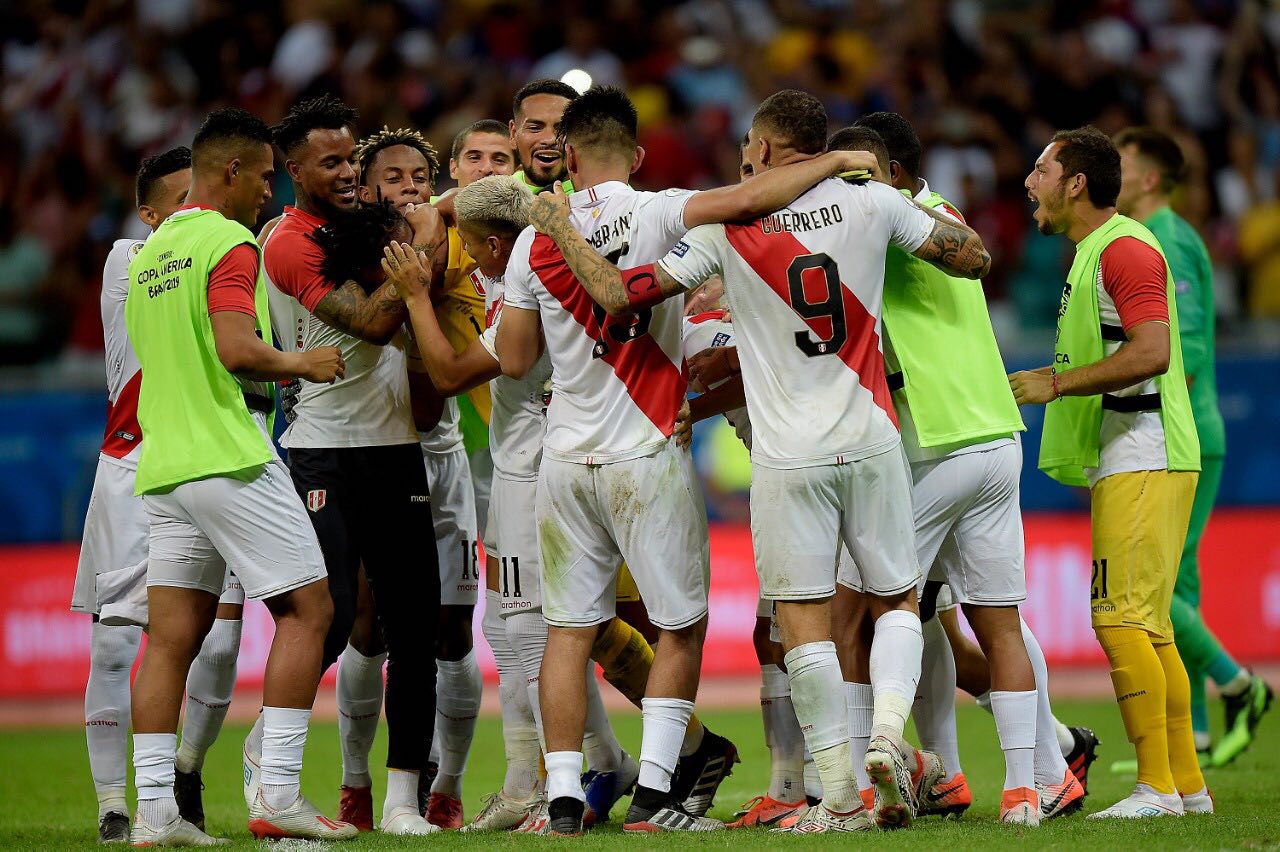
1089, 469, 1197, 641
615, 563, 641, 603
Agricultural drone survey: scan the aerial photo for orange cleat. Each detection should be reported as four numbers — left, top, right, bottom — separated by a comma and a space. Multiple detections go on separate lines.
999, 787, 1040, 826
426, 792, 464, 830
337, 785, 373, 833
918, 772, 972, 818
1037, 769, 1086, 820
726, 795, 806, 828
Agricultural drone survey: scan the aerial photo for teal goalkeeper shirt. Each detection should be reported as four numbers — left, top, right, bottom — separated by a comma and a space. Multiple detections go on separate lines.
1144, 206, 1225, 457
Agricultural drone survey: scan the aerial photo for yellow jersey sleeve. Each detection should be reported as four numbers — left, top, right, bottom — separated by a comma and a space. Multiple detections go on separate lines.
437, 226, 492, 423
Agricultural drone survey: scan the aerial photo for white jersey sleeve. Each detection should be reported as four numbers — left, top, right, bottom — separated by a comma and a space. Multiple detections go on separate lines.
499, 228, 539, 312
868, 180, 935, 254
682, 312, 751, 448
659, 225, 725, 292
99, 239, 146, 465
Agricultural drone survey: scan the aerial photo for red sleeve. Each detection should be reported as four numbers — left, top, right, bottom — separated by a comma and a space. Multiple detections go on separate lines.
206, 244, 260, 317
262, 224, 333, 312
1099, 236, 1169, 331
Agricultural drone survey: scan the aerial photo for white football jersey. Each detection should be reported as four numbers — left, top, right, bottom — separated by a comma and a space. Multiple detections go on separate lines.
478, 268, 552, 481
418, 396, 464, 454
502, 181, 694, 464
100, 238, 145, 466
682, 311, 751, 448
659, 178, 935, 469
262, 209, 418, 449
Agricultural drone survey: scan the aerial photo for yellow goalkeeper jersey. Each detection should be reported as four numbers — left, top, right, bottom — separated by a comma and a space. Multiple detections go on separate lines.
437, 225, 491, 424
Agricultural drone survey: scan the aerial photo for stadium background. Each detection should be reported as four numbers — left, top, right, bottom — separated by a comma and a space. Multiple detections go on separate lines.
0, 0, 1278, 705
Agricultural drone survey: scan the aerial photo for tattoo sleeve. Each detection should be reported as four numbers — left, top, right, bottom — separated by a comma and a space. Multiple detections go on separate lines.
910, 203, 992, 280
313, 279, 407, 345
540, 214, 685, 315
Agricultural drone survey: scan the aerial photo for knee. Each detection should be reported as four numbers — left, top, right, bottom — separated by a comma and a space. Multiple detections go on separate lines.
435, 605, 475, 660
348, 606, 384, 657
92, 625, 141, 672
662, 616, 707, 649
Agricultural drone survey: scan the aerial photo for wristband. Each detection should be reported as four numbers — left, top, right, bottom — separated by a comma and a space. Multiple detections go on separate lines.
1052, 372, 1061, 399
623, 263, 666, 312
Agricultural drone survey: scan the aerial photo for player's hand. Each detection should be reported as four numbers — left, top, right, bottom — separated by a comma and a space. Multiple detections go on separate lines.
403, 201, 442, 237
1008, 369, 1056, 405
831, 150, 881, 181
432, 188, 459, 226
382, 241, 431, 303
300, 346, 346, 384
688, 346, 739, 393
674, 399, 693, 449
684, 276, 725, 317
529, 181, 572, 235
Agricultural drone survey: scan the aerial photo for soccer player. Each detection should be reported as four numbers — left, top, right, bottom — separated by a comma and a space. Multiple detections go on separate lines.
526, 89, 991, 834
123, 107, 353, 844
351, 126, 484, 830
504, 86, 917, 835
71, 148, 245, 842
259, 97, 440, 836
1011, 126, 1212, 818
510, 79, 579, 193
451, 119, 518, 186
1114, 126, 1273, 768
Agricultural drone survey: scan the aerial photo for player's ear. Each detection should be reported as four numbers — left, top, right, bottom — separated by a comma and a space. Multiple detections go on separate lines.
486, 234, 502, 258
449, 159, 459, 181
285, 158, 302, 183
630, 146, 646, 176
137, 205, 157, 229
226, 157, 241, 187
509, 119, 518, 148
357, 184, 373, 203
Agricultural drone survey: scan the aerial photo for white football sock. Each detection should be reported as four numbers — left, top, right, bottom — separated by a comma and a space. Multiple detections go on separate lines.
483, 593, 540, 801
785, 642, 854, 812
1056, 720, 1074, 754
431, 650, 482, 799
260, 706, 310, 810
335, 643, 384, 789
1021, 619, 1071, 785
87, 622, 140, 817
637, 697, 694, 793
385, 768, 419, 812
869, 610, 923, 748
990, 690, 1037, 791
134, 732, 178, 826
177, 617, 241, 774
546, 751, 585, 802
803, 750, 823, 800
913, 615, 961, 780
506, 610, 548, 746
246, 711, 264, 757
680, 717, 706, 757
845, 681, 873, 792
762, 664, 805, 802
584, 664, 623, 773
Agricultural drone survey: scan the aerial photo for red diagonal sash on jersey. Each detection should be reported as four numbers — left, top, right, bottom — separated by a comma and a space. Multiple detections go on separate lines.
102, 370, 143, 459
724, 222, 898, 428
530, 234, 685, 436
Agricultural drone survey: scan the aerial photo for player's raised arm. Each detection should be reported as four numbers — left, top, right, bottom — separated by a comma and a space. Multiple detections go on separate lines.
909, 201, 992, 280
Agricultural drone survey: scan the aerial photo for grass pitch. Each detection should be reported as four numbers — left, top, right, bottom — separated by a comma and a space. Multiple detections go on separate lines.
1, 698, 1276, 849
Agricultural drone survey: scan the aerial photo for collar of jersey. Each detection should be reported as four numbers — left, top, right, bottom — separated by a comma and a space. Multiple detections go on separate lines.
570, 180, 629, 208
913, 177, 931, 203
284, 205, 327, 228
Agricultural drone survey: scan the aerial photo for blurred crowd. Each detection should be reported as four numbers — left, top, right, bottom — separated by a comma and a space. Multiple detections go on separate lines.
2, 0, 1279, 369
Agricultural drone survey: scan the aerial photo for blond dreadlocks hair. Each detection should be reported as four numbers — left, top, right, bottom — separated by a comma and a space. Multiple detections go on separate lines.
355, 126, 442, 188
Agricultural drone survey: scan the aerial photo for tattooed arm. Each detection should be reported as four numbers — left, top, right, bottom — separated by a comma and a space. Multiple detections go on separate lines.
909, 203, 992, 279
313, 279, 408, 345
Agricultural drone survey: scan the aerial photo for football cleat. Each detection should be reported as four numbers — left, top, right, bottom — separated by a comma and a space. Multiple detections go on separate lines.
247, 790, 358, 840
173, 770, 205, 832
770, 804, 874, 834
918, 771, 972, 818
462, 791, 540, 832
1212, 675, 1273, 767
426, 792, 463, 830
583, 750, 640, 826
336, 785, 373, 833
513, 797, 550, 835
1038, 768, 1086, 820
98, 811, 130, 844
240, 738, 259, 811
864, 736, 917, 830
1064, 726, 1100, 792
669, 729, 739, 817
623, 803, 725, 833
1181, 786, 1214, 814
129, 814, 228, 846
726, 795, 806, 828
548, 797, 585, 838
1087, 784, 1184, 819
999, 788, 1041, 827
381, 804, 439, 835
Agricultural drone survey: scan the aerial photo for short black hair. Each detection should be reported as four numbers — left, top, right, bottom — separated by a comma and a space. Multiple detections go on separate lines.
1051, 126, 1121, 208
309, 201, 407, 292
557, 85, 637, 156
136, 146, 191, 207
854, 112, 922, 179
512, 79, 579, 120
451, 119, 511, 162
272, 94, 359, 156
752, 90, 827, 156
191, 108, 272, 170
1113, 126, 1186, 194
354, 126, 441, 188
827, 126, 890, 176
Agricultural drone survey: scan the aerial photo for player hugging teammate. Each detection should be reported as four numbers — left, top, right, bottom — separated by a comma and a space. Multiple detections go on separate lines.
74, 76, 1269, 846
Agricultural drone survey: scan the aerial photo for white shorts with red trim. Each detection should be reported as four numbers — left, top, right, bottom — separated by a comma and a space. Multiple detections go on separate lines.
756, 446, 921, 600
538, 439, 710, 630
423, 445, 480, 607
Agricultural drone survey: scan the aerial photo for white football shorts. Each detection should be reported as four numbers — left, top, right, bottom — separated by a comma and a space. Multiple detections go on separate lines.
423, 444, 480, 607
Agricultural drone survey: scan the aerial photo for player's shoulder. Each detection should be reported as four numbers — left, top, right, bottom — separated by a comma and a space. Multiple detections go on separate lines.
109, 238, 145, 268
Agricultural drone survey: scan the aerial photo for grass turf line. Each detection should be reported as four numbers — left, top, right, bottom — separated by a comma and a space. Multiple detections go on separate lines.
0, 699, 1276, 849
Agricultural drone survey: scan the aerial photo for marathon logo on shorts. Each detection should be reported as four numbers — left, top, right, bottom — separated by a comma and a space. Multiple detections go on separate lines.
306, 489, 326, 512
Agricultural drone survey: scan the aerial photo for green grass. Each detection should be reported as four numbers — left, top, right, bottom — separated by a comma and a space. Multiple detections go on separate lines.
1, 699, 1277, 849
